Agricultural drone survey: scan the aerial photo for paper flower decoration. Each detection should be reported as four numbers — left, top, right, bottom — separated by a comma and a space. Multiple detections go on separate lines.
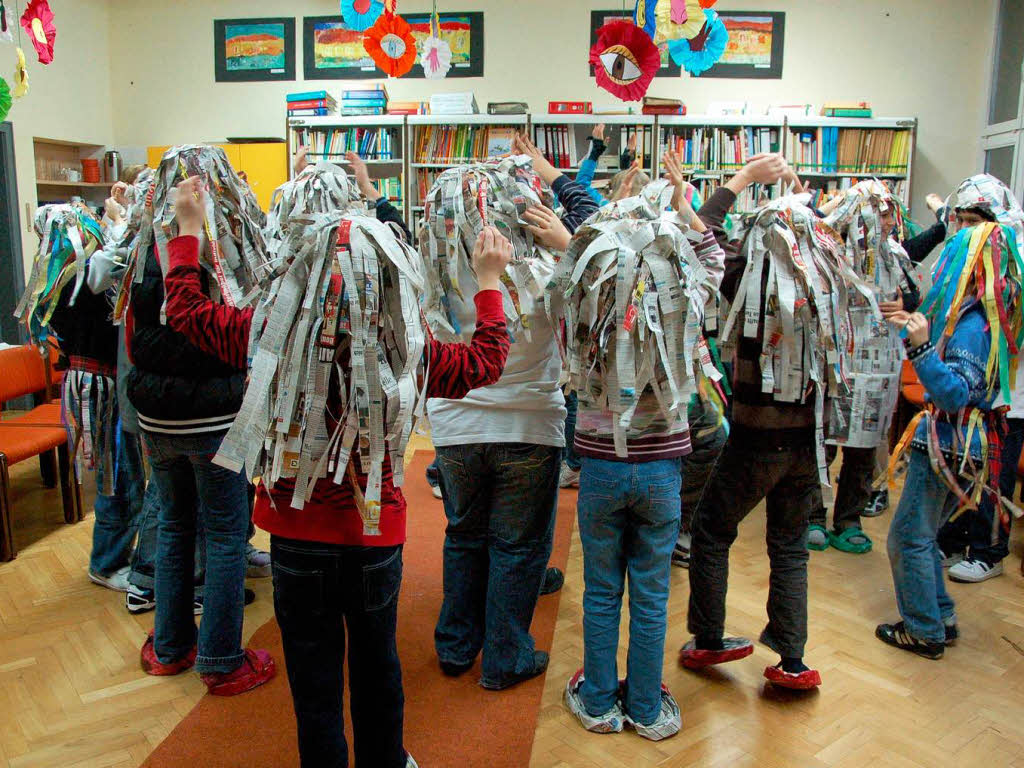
590, 20, 660, 103
635, 0, 704, 45
421, 35, 452, 79
341, 0, 384, 32
699, 0, 718, 6
21, 0, 56, 65
669, 8, 728, 75
0, 77, 11, 122
0, 1, 14, 44
363, 12, 417, 77
13, 47, 28, 98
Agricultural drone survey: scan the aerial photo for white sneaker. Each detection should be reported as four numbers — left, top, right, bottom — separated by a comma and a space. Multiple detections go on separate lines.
625, 684, 682, 741
246, 544, 272, 579
406, 754, 419, 768
89, 565, 132, 593
431, 485, 443, 499
559, 464, 580, 489
564, 669, 624, 733
941, 549, 965, 568
949, 558, 1003, 583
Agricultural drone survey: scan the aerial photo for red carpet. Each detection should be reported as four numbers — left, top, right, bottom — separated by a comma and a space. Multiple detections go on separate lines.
141, 453, 575, 768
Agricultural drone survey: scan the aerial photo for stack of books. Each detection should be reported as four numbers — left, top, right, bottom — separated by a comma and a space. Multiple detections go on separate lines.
642, 97, 685, 116
287, 90, 337, 117
429, 91, 479, 115
388, 100, 427, 115
822, 101, 872, 118
342, 86, 388, 116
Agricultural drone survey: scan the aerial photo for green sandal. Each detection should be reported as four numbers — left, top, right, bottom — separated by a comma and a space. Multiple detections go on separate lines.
807, 524, 829, 551
828, 527, 873, 554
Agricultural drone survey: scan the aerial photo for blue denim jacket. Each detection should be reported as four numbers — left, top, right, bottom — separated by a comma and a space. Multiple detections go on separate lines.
910, 305, 993, 460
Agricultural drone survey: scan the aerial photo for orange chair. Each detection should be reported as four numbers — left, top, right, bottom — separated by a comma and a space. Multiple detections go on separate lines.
891, 360, 927, 451
0, 344, 81, 561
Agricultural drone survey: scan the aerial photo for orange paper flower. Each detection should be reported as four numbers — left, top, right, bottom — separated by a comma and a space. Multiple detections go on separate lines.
363, 12, 417, 78
699, 0, 718, 6
20, 0, 56, 65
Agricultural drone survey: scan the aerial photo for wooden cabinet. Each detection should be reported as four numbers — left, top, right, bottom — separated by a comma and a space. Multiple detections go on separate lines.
146, 143, 287, 212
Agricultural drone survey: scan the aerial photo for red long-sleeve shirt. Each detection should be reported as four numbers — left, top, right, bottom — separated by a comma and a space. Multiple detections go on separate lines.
164, 235, 510, 546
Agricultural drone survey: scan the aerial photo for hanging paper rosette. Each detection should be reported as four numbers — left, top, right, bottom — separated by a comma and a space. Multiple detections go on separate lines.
698, 0, 718, 7
0, 77, 11, 121
669, 8, 728, 75
341, 0, 384, 32
420, 12, 451, 79
364, 10, 417, 77
590, 20, 660, 102
0, 1, 14, 44
634, 0, 704, 45
13, 46, 28, 98
21, 0, 56, 65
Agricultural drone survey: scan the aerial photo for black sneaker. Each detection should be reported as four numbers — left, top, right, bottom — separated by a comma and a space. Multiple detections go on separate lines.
875, 621, 944, 659
671, 530, 691, 569
192, 587, 256, 616
479, 650, 549, 690
861, 489, 889, 517
540, 567, 564, 595
944, 623, 959, 647
126, 584, 156, 614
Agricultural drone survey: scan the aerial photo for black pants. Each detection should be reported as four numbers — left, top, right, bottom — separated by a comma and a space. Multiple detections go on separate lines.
810, 444, 875, 531
688, 428, 816, 658
271, 536, 406, 768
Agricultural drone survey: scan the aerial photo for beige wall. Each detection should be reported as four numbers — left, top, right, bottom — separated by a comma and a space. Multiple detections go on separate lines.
8, 0, 114, 269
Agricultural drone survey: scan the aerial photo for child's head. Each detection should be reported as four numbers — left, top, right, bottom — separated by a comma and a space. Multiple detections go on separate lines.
608, 166, 651, 201
946, 174, 1024, 250
120, 164, 147, 185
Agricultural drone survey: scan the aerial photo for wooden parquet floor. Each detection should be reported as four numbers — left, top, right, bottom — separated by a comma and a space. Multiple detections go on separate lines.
2, 447, 1024, 768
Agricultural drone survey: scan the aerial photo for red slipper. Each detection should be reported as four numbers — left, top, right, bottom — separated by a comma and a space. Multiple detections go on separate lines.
140, 631, 197, 676
678, 637, 754, 669
201, 649, 276, 696
763, 664, 821, 689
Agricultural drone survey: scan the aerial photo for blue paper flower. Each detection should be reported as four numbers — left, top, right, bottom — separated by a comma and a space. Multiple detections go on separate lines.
341, 0, 384, 32
669, 8, 728, 76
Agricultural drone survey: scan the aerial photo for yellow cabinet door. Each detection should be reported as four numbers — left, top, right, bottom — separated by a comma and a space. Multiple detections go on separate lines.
147, 144, 242, 171
237, 143, 288, 212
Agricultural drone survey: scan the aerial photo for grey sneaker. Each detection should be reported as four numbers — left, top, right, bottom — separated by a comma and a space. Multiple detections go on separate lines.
941, 549, 965, 568
625, 684, 681, 741
559, 463, 580, 489
246, 544, 272, 578
564, 669, 624, 733
89, 565, 131, 592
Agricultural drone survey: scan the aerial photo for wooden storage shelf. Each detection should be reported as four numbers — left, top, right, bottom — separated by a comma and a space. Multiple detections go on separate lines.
36, 180, 111, 188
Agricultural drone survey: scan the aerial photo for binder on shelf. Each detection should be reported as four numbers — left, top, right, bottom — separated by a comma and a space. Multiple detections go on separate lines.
548, 101, 592, 114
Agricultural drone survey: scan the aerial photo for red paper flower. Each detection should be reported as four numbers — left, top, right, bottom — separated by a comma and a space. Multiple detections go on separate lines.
699, 0, 718, 7
20, 0, 56, 65
363, 12, 417, 78
590, 20, 660, 102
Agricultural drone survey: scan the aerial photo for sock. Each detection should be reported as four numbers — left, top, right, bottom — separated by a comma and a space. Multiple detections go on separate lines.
781, 656, 809, 674
695, 634, 724, 651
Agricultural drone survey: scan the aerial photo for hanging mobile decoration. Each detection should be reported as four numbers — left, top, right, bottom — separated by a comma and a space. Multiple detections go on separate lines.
669, 8, 728, 74
634, 0, 704, 45
420, 4, 451, 80
363, 0, 417, 78
12, 46, 28, 97
0, 76, 11, 121
20, 0, 55, 64
698, 0, 718, 7
590, 19, 660, 102
0, 0, 14, 44
341, 0, 385, 32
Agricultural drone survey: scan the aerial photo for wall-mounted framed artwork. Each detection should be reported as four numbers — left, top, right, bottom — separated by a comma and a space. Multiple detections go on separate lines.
214, 17, 296, 82
303, 12, 484, 80
701, 11, 784, 79
589, 10, 681, 78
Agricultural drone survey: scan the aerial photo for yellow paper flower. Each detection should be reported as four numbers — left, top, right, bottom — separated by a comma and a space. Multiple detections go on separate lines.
654, 0, 705, 44
13, 46, 29, 99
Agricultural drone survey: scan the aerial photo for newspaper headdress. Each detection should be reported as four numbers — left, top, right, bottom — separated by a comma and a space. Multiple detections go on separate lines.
419, 155, 557, 342
15, 204, 105, 333
215, 171, 425, 537
945, 173, 1024, 252
547, 193, 716, 456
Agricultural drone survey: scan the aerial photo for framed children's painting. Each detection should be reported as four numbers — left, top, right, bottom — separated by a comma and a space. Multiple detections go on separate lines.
589, 11, 681, 78
303, 13, 484, 80
701, 11, 785, 79
214, 17, 296, 82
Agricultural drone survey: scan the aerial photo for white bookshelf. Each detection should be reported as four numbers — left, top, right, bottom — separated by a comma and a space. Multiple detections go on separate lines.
530, 114, 656, 178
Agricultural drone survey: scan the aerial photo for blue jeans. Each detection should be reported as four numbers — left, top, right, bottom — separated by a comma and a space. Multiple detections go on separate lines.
128, 475, 206, 593
887, 448, 957, 644
90, 427, 146, 576
563, 391, 581, 471
272, 537, 405, 768
577, 456, 681, 725
434, 442, 560, 687
144, 431, 250, 674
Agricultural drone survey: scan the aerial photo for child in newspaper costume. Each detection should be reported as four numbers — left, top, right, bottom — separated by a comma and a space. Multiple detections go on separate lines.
162, 167, 512, 766
558, 184, 725, 740
14, 203, 144, 590
935, 174, 1024, 582
878, 215, 1024, 658
807, 180, 915, 554
681, 193, 867, 690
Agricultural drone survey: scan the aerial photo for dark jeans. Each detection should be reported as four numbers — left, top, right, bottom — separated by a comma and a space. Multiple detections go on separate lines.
271, 537, 405, 768
143, 431, 250, 674
680, 421, 728, 533
937, 417, 1024, 563
434, 442, 560, 687
810, 444, 874, 531
688, 429, 815, 658
563, 391, 581, 471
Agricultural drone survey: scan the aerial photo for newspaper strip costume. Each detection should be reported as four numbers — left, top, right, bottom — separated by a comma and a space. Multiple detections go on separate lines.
546, 192, 713, 456
823, 180, 911, 448
419, 155, 558, 343
721, 193, 870, 490
215, 167, 424, 537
